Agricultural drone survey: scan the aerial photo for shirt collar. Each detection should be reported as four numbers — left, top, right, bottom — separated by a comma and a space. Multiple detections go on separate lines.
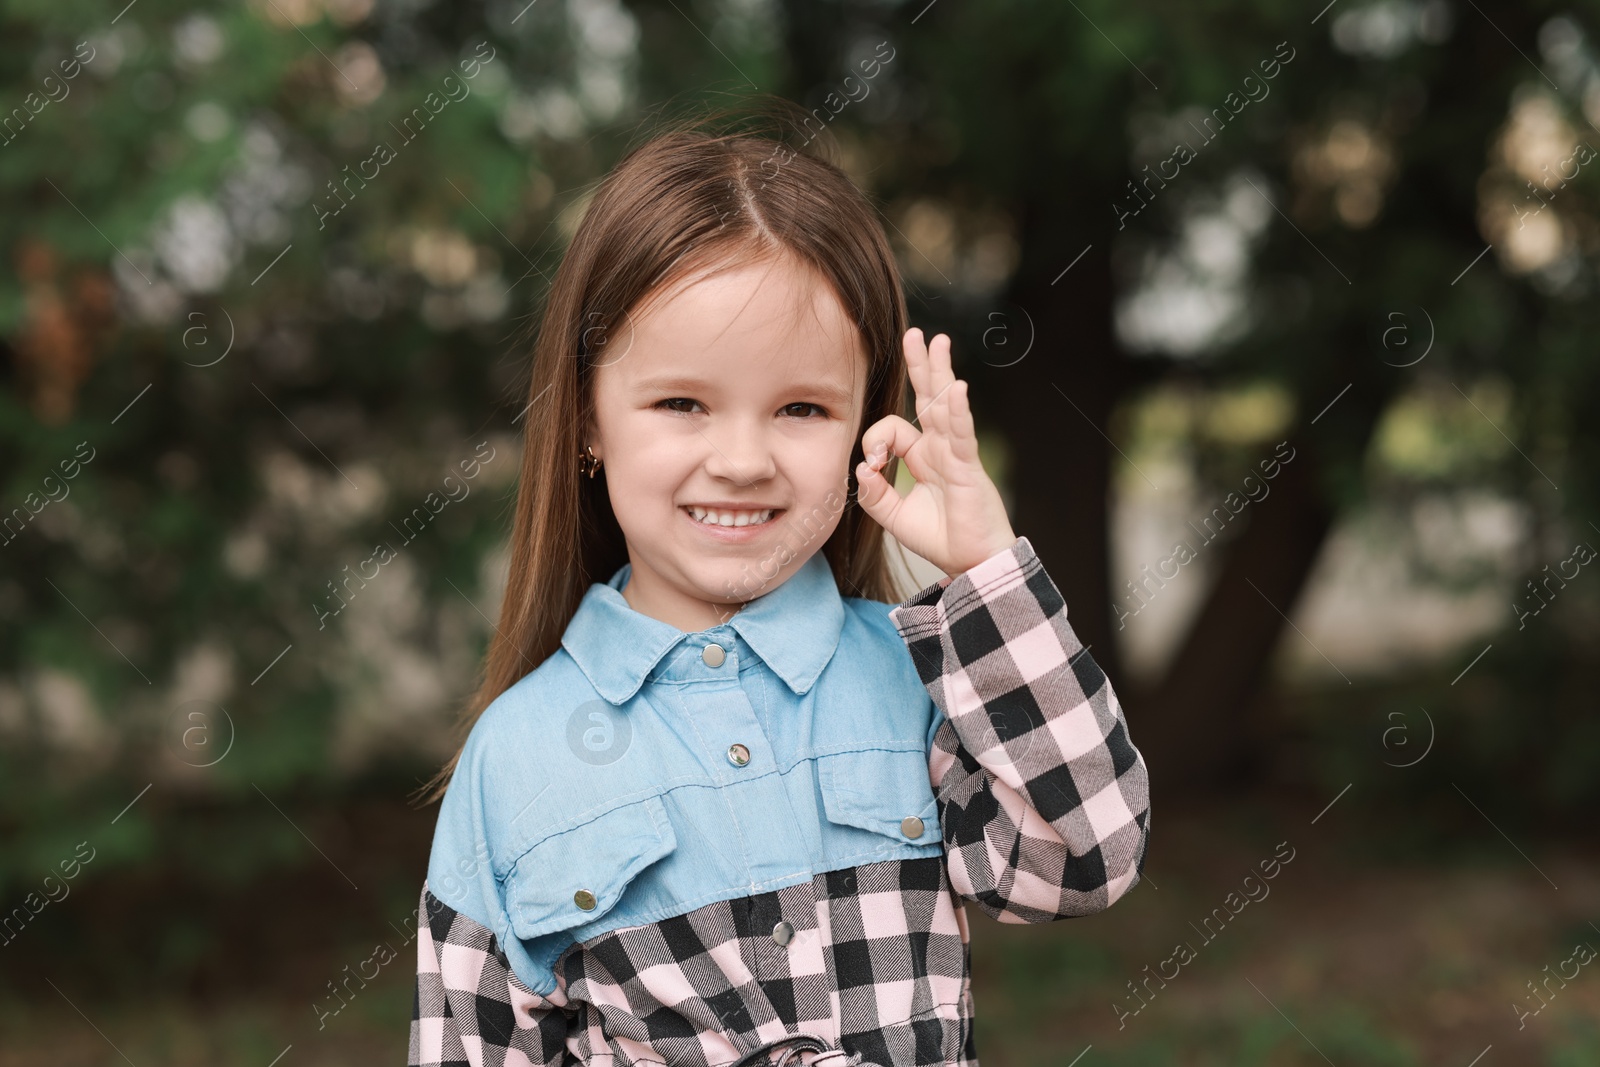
560, 549, 846, 705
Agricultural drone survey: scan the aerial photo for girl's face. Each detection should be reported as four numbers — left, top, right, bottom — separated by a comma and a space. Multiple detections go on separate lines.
587, 252, 869, 633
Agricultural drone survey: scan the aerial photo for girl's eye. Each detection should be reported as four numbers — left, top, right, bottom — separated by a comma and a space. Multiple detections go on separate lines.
655, 398, 703, 414
655, 399, 828, 418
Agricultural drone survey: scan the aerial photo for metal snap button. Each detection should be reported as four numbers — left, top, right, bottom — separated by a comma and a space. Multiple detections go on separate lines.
574, 889, 597, 910
901, 816, 925, 839
702, 643, 726, 667
771, 920, 795, 946
727, 742, 751, 767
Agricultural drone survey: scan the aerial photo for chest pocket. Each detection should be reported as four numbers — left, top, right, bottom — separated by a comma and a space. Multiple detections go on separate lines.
503, 794, 678, 984
816, 746, 942, 854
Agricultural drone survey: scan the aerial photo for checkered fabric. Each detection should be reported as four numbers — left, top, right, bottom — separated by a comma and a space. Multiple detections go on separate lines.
412, 884, 572, 1067
412, 855, 973, 1067
888, 538, 1150, 922
410, 537, 1149, 1067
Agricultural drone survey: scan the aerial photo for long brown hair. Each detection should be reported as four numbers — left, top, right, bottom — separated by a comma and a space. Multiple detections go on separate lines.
412, 99, 912, 807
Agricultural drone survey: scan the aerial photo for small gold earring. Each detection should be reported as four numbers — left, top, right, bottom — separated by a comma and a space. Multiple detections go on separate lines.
579, 444, 602, 479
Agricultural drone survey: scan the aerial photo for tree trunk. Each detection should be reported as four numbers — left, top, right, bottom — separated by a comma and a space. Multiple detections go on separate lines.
993, 229, 1127, 677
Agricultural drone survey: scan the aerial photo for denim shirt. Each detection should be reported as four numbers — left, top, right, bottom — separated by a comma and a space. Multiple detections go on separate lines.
426, 547, 947, 999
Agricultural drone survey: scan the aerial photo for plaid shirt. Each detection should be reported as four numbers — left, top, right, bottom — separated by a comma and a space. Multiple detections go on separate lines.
411, 536, 1150, 1067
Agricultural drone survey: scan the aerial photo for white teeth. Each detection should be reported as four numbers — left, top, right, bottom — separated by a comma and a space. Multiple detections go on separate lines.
687, 506, 775, 527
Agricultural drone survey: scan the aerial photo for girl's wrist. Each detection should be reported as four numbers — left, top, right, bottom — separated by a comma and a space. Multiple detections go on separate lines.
946, 531, 1019, 577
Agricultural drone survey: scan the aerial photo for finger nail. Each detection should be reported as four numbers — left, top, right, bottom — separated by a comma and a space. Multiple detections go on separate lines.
868, 443, 887, 463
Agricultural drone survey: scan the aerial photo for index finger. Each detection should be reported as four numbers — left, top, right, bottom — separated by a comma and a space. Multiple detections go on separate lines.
905, 329, 956, 427
903, 327, 931, 411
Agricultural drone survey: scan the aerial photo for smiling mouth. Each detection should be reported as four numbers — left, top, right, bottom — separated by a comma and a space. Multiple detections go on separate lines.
682, 506, 782, 528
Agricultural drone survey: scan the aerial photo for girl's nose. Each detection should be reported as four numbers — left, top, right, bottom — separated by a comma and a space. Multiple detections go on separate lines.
701, 418, 778, 486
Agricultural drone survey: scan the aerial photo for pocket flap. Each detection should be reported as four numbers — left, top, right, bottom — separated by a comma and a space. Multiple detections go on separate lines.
818, 748, 940, 844
504, 794, 678, 940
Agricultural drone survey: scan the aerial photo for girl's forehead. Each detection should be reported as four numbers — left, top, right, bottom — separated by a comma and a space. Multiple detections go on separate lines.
604, 260, 868, 388
632, 255, 852, 339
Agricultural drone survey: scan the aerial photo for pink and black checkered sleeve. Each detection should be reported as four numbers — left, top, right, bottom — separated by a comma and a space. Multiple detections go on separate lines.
889, 536, 1150, 923
410, 882, 574, 1067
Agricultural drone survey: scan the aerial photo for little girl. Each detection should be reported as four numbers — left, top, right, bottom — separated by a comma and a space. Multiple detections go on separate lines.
409, 109, 1150, 1067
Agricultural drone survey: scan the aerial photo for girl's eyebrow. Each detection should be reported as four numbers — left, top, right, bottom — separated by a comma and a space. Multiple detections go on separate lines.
632, 374, 718, 395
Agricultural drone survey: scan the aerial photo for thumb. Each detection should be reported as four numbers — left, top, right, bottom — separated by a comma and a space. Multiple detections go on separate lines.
855, 414, 918, 530
854, 457, 902, 528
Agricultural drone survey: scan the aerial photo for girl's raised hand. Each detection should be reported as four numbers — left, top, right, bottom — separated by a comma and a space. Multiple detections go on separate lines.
855, 328, 1018, 578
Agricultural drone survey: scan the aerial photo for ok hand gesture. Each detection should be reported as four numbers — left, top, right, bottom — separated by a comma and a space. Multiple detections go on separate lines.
854, 328, 1018, 578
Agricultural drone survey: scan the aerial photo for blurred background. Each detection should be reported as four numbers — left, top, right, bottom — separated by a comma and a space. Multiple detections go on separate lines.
3, 0, 1599, 1063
